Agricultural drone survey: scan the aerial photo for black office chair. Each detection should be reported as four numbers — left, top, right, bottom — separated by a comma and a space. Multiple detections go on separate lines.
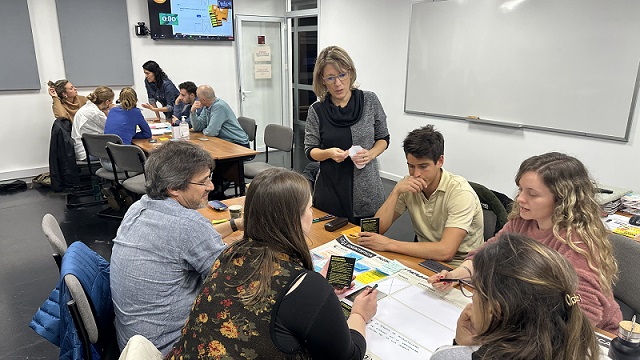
244, 124, 294, 179
105, 142, 147, 204
469, 181, 510, 240
81, 134, 126, 218
610, 233, 640, 319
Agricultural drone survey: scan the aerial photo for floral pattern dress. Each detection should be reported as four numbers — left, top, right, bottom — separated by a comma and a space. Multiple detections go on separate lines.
165, 243, 309, 360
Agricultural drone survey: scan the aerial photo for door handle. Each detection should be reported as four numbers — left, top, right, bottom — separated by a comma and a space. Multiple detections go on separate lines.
241, 90, 252, 101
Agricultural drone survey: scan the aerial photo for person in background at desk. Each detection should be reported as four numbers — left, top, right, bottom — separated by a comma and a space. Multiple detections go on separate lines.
430, 233, 599, 360
141, 60, 179, 121
170, 81, 199, 127
111, 141, 243, 356
166, 168, 377, 359
304, 45, 390, 224
358, 125, 483, 266
190, 84, 249, 146
47, 79, 87, 121
430, 152, 622, 333
71, 85, 114, 161
104, 87, 151, 145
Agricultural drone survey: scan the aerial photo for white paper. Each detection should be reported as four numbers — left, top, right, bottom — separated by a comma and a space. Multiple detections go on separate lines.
349, 145, 365, 169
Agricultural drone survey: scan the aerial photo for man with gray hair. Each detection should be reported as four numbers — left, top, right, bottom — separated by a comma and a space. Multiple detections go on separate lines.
110, 141, 241, 355
190, 84, 249, 146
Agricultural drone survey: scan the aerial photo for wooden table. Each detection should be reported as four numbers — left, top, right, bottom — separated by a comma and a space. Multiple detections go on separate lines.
133, 132, 258, 195
198, 197, 617, 339
198, 197, 435, 276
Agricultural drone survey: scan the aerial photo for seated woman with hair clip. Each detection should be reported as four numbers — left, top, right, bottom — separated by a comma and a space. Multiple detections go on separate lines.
47, 79, 87, 121
430, 233, 600, 360
166, 168, 378, 360
429, 152, 622, 333
71, 85, 114, 161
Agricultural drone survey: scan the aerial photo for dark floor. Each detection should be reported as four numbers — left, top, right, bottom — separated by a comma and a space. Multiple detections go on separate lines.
0, 146, 412, 359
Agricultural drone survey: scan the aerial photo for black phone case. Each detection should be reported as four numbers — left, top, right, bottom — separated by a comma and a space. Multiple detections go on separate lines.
324, 217, 349, 232
418, 259, 453, 274
208, 200, 227, 211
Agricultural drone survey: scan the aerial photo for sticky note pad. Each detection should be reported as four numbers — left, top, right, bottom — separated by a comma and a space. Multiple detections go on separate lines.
354, 262, 371, 272
326, 255, 355, 288
376, 260, 405, 276
341, 227, 361, 241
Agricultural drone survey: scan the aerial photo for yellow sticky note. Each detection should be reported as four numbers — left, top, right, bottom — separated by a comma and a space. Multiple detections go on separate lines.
211, 219, 228, 225
159, 137, 169, 141
355, 270, 387, 284
341, 227, 361, 241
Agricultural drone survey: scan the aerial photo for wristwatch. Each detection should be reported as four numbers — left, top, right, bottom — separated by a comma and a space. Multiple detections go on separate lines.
230, 218, 238, 232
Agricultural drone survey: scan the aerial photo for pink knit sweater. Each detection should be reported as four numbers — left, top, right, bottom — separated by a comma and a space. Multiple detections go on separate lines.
466, 218, 622, 333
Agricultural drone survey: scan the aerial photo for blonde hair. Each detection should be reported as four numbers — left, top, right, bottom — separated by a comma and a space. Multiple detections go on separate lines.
312, 46, 358, 102
473, 233, 599, 360
510, 152, 617, 295
86, 86, 114, 105
118, 87, 138, 111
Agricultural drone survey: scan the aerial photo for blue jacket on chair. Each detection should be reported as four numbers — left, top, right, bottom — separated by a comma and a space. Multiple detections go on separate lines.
30, 241, 113, 359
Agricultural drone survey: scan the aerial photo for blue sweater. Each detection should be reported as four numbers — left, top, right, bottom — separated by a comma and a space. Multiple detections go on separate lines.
104, 106, 151, 145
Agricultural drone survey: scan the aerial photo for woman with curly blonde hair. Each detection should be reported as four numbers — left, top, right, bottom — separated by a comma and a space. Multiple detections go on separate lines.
430, 152, 621, 333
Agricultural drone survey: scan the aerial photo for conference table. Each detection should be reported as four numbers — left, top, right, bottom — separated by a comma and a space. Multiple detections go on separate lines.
198, 197, 617, 342
198, 197, 437, 276
132, 132, 258, 195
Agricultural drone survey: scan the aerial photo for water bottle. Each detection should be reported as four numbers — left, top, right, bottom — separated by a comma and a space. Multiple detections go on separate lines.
180, 116, 189, 140
171, 123, 180, 140
609, 317, 640, 360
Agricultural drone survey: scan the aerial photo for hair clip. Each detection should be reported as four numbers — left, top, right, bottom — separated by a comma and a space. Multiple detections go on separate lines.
565, 293, 581, 307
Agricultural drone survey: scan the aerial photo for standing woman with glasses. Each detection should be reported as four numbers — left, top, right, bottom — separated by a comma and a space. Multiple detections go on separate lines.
141, 60, 180, 121
47, 79, 87, 121
304, 46, 390, 224
430, 233, 599, 360
429, 152, 622, 333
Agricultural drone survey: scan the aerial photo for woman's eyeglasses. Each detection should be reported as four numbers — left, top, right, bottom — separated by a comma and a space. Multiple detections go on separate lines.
323, 73, 348, 84
435, 278, 475, 298
188, 172, 214, 187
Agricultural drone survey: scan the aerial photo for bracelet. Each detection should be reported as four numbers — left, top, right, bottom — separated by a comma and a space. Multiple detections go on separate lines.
229, 218, 238, 232
461, 265, 472, 278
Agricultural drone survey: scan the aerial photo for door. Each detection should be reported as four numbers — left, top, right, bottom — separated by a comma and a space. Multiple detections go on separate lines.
236, 16, 288, 148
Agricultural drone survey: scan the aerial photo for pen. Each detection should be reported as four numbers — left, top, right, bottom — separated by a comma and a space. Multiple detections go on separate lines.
434, 278, 465, 283
368, 283, 379, 294
313, 214, 335, 223
596, 187, 614, 194
211, 219, 228, 225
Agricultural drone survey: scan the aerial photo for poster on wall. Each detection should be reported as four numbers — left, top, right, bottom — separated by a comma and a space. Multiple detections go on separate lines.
255, 64, 272, 79
254, 45, 271, 62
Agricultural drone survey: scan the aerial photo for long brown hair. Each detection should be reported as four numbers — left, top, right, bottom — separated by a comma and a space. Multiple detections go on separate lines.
510, 152, 617, 295
219, 168, 312, 305
473, 233, 599, 360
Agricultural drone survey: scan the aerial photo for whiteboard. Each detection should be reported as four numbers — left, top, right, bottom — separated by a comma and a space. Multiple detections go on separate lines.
404, 0, 640, 141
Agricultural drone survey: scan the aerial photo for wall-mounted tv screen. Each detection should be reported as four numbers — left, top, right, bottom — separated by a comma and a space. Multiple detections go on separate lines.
147, 0, 234, 41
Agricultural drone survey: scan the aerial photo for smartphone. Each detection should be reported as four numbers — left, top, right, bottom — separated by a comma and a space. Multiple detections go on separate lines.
148, 139, 157, 143
208, 200, 227, 211
418, 259, 453, 274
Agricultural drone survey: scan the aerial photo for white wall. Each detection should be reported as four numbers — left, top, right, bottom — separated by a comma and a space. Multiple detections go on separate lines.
0, 0, 284, 181
319, 0, 640, 196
